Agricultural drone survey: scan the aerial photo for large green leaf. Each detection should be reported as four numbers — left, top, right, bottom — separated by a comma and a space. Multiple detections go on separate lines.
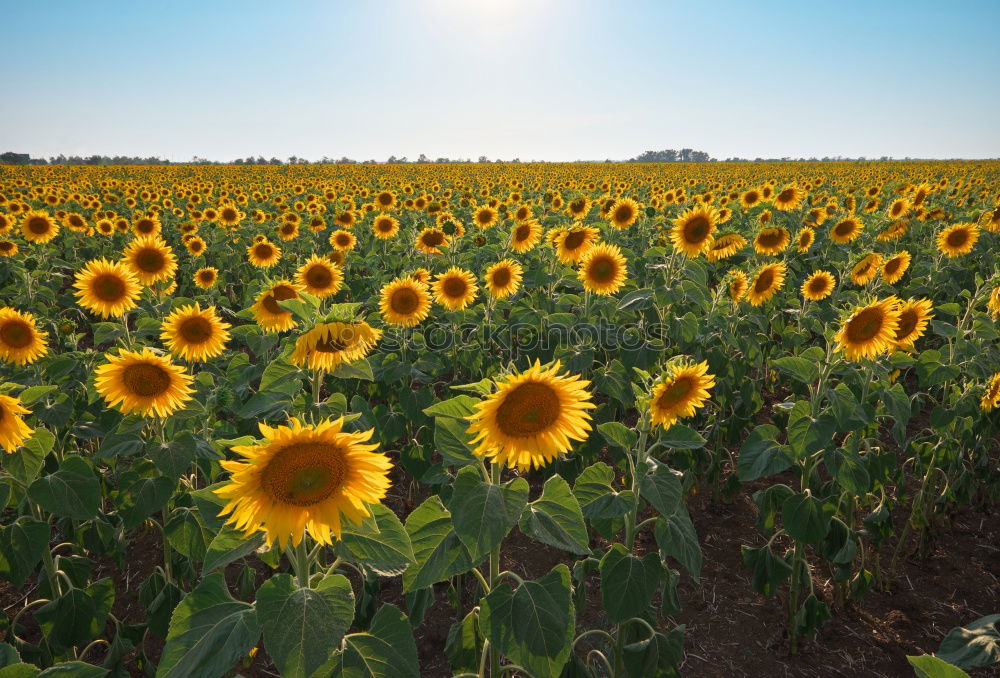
164, 507, 212, 563
786, 400, 837, 460
741, 545, 792, 598
328, 604, 419, 678
573, 462, 635, 520
654, 504, 701, 582
28, 456, 101, 520
448, 466, 528, 562
937, 614, 1000, 669
737, 425, 792, 482
599, 544, 663, 623
480, 564, 575, 678
638, 461, 683, 518
433, 416, 479, 467
771, 356, 819, 384
402, 496, 473, 592
256, 573, 355, 678
156, 573, 260, 678
6, 427, 54, 487
597, 422, 637, 450
782, 492, 835, 544
201, 524, 265, 575
119, 474, 176, 530
149, 432, 198, 480
657, 424, 706, 450
622, 626, 685, 678
518, 475, 590, 555
907, 656, 970, 678
339, 504, 414, 576
0, 517, 51, 588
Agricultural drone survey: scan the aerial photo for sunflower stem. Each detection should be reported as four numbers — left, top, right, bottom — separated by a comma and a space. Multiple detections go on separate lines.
488, 462, 501, 678
292, 538, 312, 589
312, 369, 323, 418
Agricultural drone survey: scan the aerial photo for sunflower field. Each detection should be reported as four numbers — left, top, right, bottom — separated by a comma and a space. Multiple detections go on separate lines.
0, 162, 997, 677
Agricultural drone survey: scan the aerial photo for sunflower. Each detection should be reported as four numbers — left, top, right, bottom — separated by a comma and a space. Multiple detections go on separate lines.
485, 259, 523, 299
160, 303, 231, 361
276, 222, 299, 241
63, 213, 88, 233
94, 348, 194, 417
741, 188, 763, 209
374, 190, 397, 211
773, 184, 806, 211
566, 196, 590, 220
372, 214, 399, 239
671, 205, 718, 257
834, 297, 901, 361
252, 281, 302, 332
510, 219, 543, 253
578, 243, 628, 296
796, 228, 815, 253
608, 198, 640, 229
122, 235, 177, 286
215, 417, 392, 547
892, 298, 933, 350
432, 267, 478, 311
887, 198, 910, 220
247, 240, 282, 268
988, 286, 1000, 319
290, 321, 382, 372
466, 360, 595, 471
329, 229, 357, 252
830, 216, 863, 245
705, 233, 746, 262
555, 225, 600, 264
0, 240, 18, 257
379, 277, 431, 327
801, 271, 835, 301
74, 258, 142, 318
194, 267, 219, 289
753, 227, 790, 256
881, 251, 911, 284
936, 223, 978, 258
473, 206, 498, 230
0, 308, 48, 365
850, 253, 883, 286
132, 215, 161, 237
410, 268, 431, 285
980, 373, 1000, 413
217, 205, 244, 229
296, 254, 343, 299
728, 271, 749, 301
21, 210, 60, 244
877, 219, 909, 242
511, 204, 534, 222
0, 394, 33, 453
747, 262, 787, 306
415, 227, 450, 255
649, 360, 715, 430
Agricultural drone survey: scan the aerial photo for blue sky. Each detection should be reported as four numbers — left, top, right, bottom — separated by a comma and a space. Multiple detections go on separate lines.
3, 0, 999, 161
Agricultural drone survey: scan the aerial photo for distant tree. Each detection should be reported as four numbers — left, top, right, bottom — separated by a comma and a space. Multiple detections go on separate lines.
1, 152, 31, 165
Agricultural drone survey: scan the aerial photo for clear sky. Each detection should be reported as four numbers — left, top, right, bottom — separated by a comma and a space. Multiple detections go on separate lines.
3, 0, 999, 161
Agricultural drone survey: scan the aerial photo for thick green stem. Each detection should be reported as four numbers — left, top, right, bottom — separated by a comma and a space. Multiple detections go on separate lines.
488, 462, 501, 677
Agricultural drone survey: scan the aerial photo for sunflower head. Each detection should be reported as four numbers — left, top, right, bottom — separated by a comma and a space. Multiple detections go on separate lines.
248, 240, 282, 268
556, 226, 599, 264
834, 297, 901, 361
21, 210, 60, 244
252, 281, 303, 332
981, 373, 1000, 413
747, 262, 787, 306
373, 214, 399, 240
161, 303, 231, 362
329, 230, 356, 251
290, 321, 382, 373
74, 258, 142, 319
850, 253, 883, 286
753, 227, 791, 256
578, 243, 628, 296
893, 298, 934, 350
379, 277, 431, 327
485, 259, 523, 299
0, 308, 48, 365
94, 348, 195, 417
123, 234, 177, 286
0, 393, 33, 453
608, 198, 640, 229
801, 271, 835, 301
297, 254, 343, 299
727, 271, 749, 302
415, 227, 450, 255
705, 233, 746, 262
830, 216, 863, 245
510, 219, 543, 253
649, 360, 715, 430
432, 267, 478, 311
936, 223, 979, 258
671, 205, 718, 257
881, 251, 912, 284
194, 267, 219, 289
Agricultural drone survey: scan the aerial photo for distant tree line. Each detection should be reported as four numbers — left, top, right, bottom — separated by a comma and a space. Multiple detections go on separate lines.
627, 148, 714, 162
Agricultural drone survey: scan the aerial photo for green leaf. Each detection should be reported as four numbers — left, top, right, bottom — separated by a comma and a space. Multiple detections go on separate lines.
771, 356, 819, 384
824, 448, 871, 496
0, 664, 39, 678
599, 544, 663, 623
201, 524, 265, 575
622, 626, 685, 678
737, 425, 792, 482
518, 475, 590, 555
597, 422, 637, 450
573, 462, 635, 520
0, 642, 20, 668
7, 427, 54, 486
328, 604, 419, 678
17, 385, 58, 406
422, 395, 479, 419
906, 656, 970, 678
792, 593, 831, 638
149, 432, 198, 480
35, 589, 98, 650
37, 663, 108, 678
639, 461, 682, 517
156, 573, 261, 678
882, 382, 913, 444
119, 475, 176, 530
782, 492, 835, 544
329, 359, 374, 381
786, 400, 836, 460
0, 517, 51, 588
657, 424, 706, 449
444, 609, 483, 674
448, 466, 528, 562
936, 614, 1000, 669
164, 507, 212, 563
433, 416, 478, 467
256, 573, 355, 678
402, 496, 473, 592
339, 504, 414, 576
741, 545, 792, 598
27, 456, 101, 520
654, 503, 702, 582
827, 383, 866, 431
480, 565, 575, 678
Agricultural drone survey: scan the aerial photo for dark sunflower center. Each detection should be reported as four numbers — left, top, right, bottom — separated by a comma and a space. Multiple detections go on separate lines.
683, 216, 710, 242
69, 215, 84, 228
306, 265, 333, 289
136, 219, 155, 233
808, 277, 828, 294
336, 235, 351, 247
754, 269, 775, 293
777, 189, 795, 203
657, 376, 692, 407
757, 230, 782, 247
589, 256, 615, 282
122, 362, 172, 398
27, 217, 50, 234
92, 273, 127, 301
255, 244, 275, 259
136, 248, 165, 273
884, 258, 901, 275
262, 442, 346, 506
377, 219, 393, 232
179, 316, 212, 344
847, 307, 884, 342
390, 287, 420, 315
563, 230, 585, 249
315, 335, 350, 353
495, 381, 561, 437
946, 229, 968, 247
614, 206, 634, 223
221, 208, 238, 221
0, 320, 32, 348
835, 221, 856, 236
491, 268, 512, 287
262, 285, 297, 315
199, 271, 215, 284
515, 224, 531, 241
895, 309, 917, 339
422, 231, 444, 246
443, 276, 468, 298
477, 211, 492, 225
516, 208, 529, 220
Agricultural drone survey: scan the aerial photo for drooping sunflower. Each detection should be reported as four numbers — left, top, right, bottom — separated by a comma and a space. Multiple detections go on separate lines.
372, 214, 399, 239
850, 253, 883, 286
21, 210, 60, 244
473, 206, 498, 230
796, 228, 815, 253
290, 321, 382, 372
484, 259, 523, 299
0, 394, 33, 453
578, 243, 628, 296
160, 303, 231, 361
608, 198, 640, 229
649, 360, 715, 431
379, 277, 432, 327
753, 227, 790, 256
936, 223, 979, 258
0, 308, 48, 365
705, 233, 746, 262
252, 281, 303, 332
555, 225, 600, 264
877, 219, 909, 242
834, 297, 901, 361
296, 254, 343, 299
74, 258, 142, 318
410, 268, 431, 285
194, 267, 219, 289
215, 417, 392, 547
747, 262, 787, 306
415, 227, 450, 255
510, 219, 543, 253
432, 267, 478, 311
773, 184, 806, 211
801, 271, 836, 301
881, 251, 912, 284
329, 229, 357, 252
247, 240, 282, 268
122, 234, 177, 286
728, 271, 749, 302
94, 348, 194, 417
466, 360, 595, 471
830, 216, 863, 244
980, 373, 1000, 412
671, 205, 718, 257
892, 298, 933, 349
